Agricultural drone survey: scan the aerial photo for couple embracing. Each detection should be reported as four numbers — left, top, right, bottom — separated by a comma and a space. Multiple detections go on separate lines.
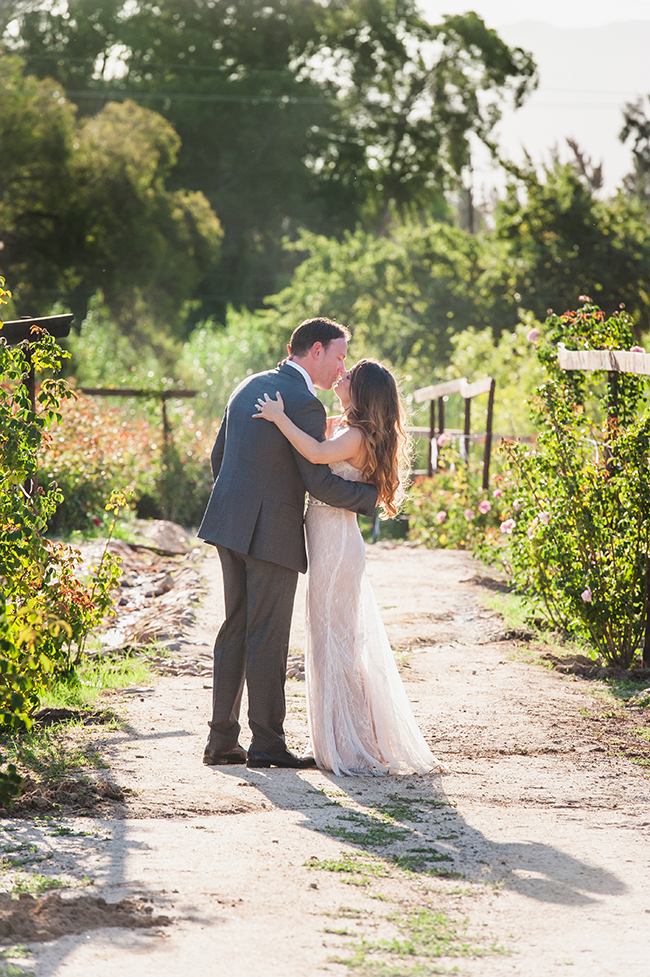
198, 318, 446, 777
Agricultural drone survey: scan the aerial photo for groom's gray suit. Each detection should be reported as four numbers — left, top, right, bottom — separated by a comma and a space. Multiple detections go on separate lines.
198, 362, 378, 756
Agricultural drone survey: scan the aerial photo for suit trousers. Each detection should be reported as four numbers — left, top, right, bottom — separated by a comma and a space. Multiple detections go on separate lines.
208, 544, 299, 755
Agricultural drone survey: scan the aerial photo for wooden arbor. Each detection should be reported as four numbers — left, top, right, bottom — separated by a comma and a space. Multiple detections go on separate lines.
413, 376, 496, 488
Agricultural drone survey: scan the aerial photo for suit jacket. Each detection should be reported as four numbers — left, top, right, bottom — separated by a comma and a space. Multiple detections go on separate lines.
197, 363, 379, 573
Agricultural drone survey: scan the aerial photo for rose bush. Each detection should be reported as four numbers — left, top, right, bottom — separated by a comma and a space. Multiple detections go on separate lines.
0, 297, 121, 776
481, 301, 650, 667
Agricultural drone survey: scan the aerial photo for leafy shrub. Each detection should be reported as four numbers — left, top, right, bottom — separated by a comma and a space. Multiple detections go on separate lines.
0, 308, 120, 758
39, 387, 213, 531
405, 445, 512, 549
480, 302, 650, 667
40, 388, 158, 534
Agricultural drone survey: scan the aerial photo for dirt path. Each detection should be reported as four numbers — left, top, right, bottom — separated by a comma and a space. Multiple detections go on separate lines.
2, 546, 650, 976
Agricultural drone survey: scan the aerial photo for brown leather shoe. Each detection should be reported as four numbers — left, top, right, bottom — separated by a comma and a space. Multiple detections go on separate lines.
247, 749, 316, 769
203, 747, 247, 766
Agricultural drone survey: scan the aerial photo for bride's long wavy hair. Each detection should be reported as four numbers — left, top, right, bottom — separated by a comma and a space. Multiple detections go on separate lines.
345, 359, 410, 519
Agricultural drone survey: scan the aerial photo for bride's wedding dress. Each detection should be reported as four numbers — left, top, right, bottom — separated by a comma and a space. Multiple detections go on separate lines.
305, 460, 447, 777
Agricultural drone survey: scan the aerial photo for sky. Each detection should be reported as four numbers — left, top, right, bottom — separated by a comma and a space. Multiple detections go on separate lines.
417, 1, 650, 195
418, 0, 650, 29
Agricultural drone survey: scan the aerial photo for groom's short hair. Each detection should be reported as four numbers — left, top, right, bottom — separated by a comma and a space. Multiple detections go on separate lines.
289, 317, 351, 357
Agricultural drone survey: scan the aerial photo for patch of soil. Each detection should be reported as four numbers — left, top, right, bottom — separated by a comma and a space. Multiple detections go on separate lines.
539, 650, 650, 681
3, 777, 126, 818
31, 708, 115, 728
0, 892, 169, 943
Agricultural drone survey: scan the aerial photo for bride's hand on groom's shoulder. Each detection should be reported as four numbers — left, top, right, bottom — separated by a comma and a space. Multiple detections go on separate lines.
253, 391, 285, 423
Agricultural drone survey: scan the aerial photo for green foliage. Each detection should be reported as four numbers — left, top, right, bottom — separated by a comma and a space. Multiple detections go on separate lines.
261, 222, 512, 383
405, 449, 510, 550
39, 653, 154, 710
38, 385, 213, 531
316, 3, 536, 225
445, 317, 544, 437
0, 56, 222, 327
494, 161, 650, 333
0, 307, 121, 751
536, 302, 645, 423
620, 95, 650, 207
45, 297, 217, 529
178, 306, 284, 422
5, 1, 536, 318
484, 304, 650, 667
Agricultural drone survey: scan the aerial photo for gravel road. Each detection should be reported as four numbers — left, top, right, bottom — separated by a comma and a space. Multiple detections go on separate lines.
2, 545, 649, 977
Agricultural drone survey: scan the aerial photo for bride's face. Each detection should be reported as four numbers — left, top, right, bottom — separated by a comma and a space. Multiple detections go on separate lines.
334, 370, 351, 409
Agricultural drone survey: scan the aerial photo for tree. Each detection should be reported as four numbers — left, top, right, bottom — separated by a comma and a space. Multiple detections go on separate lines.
493, 160, 650, 335
620, 96, 650, 206
311, 2, 537, 229
251, 220, 510, 383
0, 57, 222, 334
3, 1, 537, 317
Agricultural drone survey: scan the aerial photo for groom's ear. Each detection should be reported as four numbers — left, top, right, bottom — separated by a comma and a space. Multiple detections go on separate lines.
286, 343, 291, 356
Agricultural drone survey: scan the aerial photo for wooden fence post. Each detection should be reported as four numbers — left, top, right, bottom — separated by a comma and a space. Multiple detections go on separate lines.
428, 399, 436, 476
463, 397, 471, 462
482, 378, 496, 491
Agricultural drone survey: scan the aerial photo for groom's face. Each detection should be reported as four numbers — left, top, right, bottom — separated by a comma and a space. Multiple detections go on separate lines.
312, 338, 348, 390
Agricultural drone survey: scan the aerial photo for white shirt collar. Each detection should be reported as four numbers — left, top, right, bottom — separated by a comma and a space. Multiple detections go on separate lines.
285, 359, 316, 397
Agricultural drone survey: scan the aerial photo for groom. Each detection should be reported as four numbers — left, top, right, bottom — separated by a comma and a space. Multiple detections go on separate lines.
198, 317, 378, 768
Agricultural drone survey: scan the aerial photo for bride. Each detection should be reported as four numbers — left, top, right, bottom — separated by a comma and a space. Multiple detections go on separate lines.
254, 358, 447, 777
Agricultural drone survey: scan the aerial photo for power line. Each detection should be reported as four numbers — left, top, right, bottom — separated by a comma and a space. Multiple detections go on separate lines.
62, 89, 329, 103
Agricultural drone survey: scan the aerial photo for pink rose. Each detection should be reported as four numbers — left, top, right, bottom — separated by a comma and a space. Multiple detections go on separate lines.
630, 346, 645, 353
492, 488, 503, 498
513, 498, 524, 510
436, 511, 447, 524
437, 432, 451, 447
500, 518, 516, 534
527, 328, 540, 343
464, 508, 475, 521
539, 511, 550, 525
581, 587, 592, 603
578, 295, 591, 303
478, 500, 491, 514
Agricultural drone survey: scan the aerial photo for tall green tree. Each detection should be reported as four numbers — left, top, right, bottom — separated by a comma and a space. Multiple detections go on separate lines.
493, 160, 650, 334
312, 2, 537, 229
0, 56, 222, 334
3, 0, 537, 317
247, 221, 510, 381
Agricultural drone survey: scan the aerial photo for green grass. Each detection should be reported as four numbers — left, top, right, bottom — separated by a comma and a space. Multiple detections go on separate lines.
481, 591, 532, 634
481, 592, 595, 659
39, 654, 156, 710
602, 674, 650, 706
11, 873, 66, 896
333, 906, 504, 975
307, 853, 392, 886
325, 811, 410, 847
0, 724, 109, 783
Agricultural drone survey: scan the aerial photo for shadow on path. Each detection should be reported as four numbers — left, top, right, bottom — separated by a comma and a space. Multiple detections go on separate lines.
216, 765, 625, 907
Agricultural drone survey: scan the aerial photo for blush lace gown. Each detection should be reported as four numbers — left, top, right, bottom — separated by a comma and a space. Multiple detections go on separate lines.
304, 460, 447, 777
